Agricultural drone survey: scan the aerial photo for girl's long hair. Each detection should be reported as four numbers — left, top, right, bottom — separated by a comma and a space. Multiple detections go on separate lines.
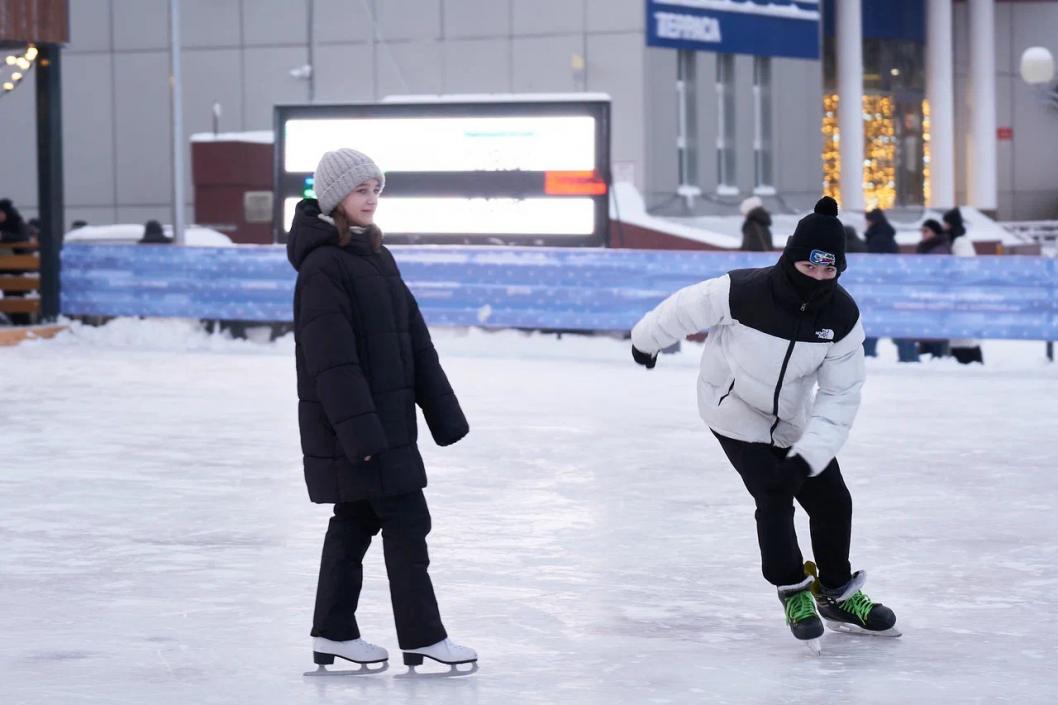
331, 207, 383, 253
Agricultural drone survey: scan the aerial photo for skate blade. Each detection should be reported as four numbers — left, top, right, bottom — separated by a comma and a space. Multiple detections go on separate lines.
802, 638, 822, 656
303, 662, 389, 677
394, 662, 479, 679
824, 620, 902, 638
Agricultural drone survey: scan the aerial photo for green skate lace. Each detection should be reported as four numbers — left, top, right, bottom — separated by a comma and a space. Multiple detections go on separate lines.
785, 590, 817, 624
840, 591, 874, 625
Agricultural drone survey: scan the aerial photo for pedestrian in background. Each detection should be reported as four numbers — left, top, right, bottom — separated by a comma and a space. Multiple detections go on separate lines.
739, 196, 774, 252
864, 208, 898, 254
0, 199, 33, 325
0, 198, 30, 243
139, 220, 173, 245
916, 219, 951, 358
843, 225, 867, 254
917, 219, 951, 255
861, 208, 917, 362
943, 208, 984, 364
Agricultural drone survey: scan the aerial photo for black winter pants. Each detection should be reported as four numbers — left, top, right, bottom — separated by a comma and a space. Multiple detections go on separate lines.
311, 490, 447, 650
713, 432, 853, 590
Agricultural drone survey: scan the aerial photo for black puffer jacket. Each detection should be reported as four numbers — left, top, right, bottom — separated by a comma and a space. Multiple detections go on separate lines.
916, 235, 951, 255
864, 209, 899, 254
0, 199, 30, 243
631, 260, 864, 475
740, 207, 774, 251
288, 199, 469, 503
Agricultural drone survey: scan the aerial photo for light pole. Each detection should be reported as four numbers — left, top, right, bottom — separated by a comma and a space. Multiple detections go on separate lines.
1018, 46, 1055, 362
169, 0, 186, 246
1019, 46, 1056, 96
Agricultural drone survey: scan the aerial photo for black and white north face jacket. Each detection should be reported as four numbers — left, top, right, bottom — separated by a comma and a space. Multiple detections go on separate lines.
631, 265, 865, 475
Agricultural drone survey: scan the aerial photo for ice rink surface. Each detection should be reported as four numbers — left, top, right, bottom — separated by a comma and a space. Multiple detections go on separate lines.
2, 319, 1057, 704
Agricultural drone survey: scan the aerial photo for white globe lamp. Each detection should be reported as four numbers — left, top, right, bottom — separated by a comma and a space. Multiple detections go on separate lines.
1020, 47, 1055, 85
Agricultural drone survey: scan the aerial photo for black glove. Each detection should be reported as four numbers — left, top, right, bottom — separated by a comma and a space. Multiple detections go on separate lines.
632, 345, 658, 369
774, 454, 812, 495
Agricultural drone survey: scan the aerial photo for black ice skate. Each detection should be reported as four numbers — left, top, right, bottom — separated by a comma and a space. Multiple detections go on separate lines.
777, 575, 824, 655
806, 561, 901, 638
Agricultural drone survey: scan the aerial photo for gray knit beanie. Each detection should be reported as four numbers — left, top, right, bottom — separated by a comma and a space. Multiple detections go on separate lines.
313, 148, 385, 215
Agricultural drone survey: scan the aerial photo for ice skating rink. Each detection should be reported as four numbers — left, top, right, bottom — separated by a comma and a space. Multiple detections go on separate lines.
3, 320, 1057, 705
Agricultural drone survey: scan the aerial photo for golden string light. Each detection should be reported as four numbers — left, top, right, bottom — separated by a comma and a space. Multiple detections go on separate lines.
820, 93, 897, 210
1, 45, 39, 96
862, 94, 896, 210
822, 93, 841, 202
922, 98, 931, 207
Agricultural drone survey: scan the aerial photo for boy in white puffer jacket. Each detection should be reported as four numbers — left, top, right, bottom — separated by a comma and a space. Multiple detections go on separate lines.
631, 198, 899, 651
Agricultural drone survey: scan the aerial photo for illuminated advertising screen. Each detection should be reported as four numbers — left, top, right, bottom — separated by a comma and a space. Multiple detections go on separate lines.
274, 99, 611, 246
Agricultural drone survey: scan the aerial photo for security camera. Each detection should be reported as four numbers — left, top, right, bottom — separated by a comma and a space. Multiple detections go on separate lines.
290, 64, 313, 80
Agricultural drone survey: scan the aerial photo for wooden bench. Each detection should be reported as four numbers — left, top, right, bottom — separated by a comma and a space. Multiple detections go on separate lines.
0, 240, 42, 319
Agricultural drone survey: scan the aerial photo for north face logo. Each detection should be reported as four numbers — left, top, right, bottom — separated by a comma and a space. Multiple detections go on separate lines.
816, 329, 835, 341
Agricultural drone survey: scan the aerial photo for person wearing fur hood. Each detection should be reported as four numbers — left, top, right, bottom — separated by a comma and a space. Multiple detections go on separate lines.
942, 208, 984, 364
739, 196, 775, 251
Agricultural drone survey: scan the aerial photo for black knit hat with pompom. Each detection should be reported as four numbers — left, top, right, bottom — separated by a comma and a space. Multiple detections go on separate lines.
782, 196, 847, 272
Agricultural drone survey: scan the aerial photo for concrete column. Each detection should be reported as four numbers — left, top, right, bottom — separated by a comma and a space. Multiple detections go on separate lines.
836, 0, 864, 210
967, 0, 997, 211
926, 0, 956, 209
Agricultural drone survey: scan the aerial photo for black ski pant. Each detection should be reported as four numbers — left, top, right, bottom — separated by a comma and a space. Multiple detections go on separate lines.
713, 432, 853, 590
311, 490, 447, 650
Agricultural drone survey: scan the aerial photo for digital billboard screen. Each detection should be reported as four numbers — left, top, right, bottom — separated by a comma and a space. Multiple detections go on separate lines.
274, 98, 611, 246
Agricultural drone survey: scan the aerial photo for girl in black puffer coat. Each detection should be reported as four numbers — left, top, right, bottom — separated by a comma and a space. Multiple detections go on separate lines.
289, 148, 477, 671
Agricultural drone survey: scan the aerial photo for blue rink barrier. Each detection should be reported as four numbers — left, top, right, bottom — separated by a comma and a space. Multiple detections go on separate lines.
60, 245, 1058, 340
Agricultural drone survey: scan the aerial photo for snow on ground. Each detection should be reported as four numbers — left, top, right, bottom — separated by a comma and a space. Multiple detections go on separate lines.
64, 225, 234, 247
2, 320, 1057, 704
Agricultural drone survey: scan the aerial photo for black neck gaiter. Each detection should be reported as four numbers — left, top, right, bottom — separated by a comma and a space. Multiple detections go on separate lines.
780, 256, 838, 306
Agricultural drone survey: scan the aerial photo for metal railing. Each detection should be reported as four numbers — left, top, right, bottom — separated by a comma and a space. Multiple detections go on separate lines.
1003, 221, 1058, 258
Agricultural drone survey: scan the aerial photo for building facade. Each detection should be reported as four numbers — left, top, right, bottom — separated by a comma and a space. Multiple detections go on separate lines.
1, 0, 1056, 230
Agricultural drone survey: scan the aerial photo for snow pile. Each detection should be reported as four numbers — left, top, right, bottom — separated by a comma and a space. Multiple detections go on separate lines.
44, 317, 623, 360
381, 92, 612, 104
655, 0, 821, 21
65, 225, 234, 247
610, 182, 739, 248
35, 316, 1056, 371
664, 204, 1019, 247
607, 182, 1011, 249
43, 317, 292, 355
190, 130, 273, 144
